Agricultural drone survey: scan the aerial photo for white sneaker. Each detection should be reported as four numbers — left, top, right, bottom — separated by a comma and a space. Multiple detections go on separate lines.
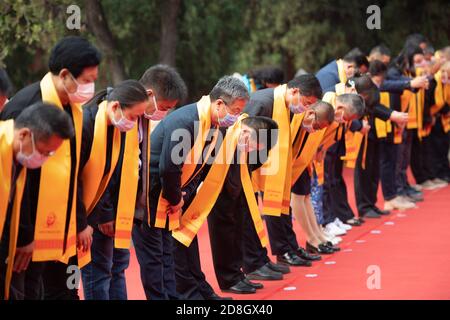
432, 178, 448, 189
334, 218, 352, 231
384, 196, 416, 210
420, 180, 438, 190
324, 222, 347, 236
411, 184, 423, 191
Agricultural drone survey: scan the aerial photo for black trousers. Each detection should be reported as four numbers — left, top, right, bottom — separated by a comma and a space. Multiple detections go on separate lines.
379, 138, 398, 201
396, 129, 413, 194
323, 149, 355, 224
429, 117, 450, 180
242, 208, 269, 274
355, 138, 380, 215
207, 192, 246, 289
0, 251, 78, 300
41, 257, 79, 300
410, 132, 434, 184
132, 222, 178, 300
173, 236, 215, 300
265, 211, 299, 256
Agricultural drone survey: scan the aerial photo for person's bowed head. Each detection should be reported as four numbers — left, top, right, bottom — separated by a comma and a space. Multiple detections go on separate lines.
13, 102, 75, 169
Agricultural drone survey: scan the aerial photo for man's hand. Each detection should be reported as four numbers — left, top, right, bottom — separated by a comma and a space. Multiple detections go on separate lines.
410, 76, 428, 89
167, 191, 186, 215
390, 111, 409, 125
98, 221, 115, 238
77, 225, 93, 253
13, 241, 34, 273
360, 119, 371, 134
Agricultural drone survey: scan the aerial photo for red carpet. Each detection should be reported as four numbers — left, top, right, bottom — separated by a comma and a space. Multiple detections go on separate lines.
122, 168, 450, 300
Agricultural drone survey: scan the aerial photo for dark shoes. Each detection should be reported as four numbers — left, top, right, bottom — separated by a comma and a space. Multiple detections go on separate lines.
266, 261, 290, 274
362, 210, 381, 218
346, 218, 362, 226
243, 277, 263, 289
373, 207, 390, 216
246, 264, 283, 281
306, 242, 334, 254
222, 280, 257, 294
205, 293, 233, 300
277, 252, 312, 267
297, 247, 322, 261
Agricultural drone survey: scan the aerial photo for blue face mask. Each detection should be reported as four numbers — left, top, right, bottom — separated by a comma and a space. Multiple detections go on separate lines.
217, 106, 239, 127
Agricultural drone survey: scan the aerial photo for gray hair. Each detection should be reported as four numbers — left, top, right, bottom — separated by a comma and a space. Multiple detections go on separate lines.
209, 75, 249, 105
336, 93, 365, 118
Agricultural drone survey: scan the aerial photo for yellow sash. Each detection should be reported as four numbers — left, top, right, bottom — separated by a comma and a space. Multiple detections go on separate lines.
76, 101, 123, 268
114, 126, 140, 248
0, 120, 27, 300
336, 59, 348, 84
406, 69, 425, 139
154, 95, 217, 230
82, 101, 121, 214
254, 85, 292, 216
313, 91, 346, 184
430, 71, 450, 133
432, 71, 450, 114
172, 115, 269, 248
32, 72, 82, 263
375, 92, 393, 138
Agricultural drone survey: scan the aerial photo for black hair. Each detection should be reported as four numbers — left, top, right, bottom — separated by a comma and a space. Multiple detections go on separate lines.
370, 44, 391, 57
0, 68, 12, 96
349, 75, 380, 111
369, 60, 387, 77
310, 101, 335, 124
393, 45, 424, 76
15, 102, 75, 142
287, 74, 322, 99
250, 66, 285, 87
48, 36, 102, 78
210, 76, 249, 104
343, 48, 369, 68
241, 116, 278, 151
85, 79, 148, 109
140, 64, 188, 104
404, 33, 428, 49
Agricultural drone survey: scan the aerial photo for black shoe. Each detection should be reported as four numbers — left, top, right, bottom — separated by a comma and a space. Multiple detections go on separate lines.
222, 280, 256, 294
405, 187, 424, 201
373, 207, 390, 216
243, 277, 264, 289
306, 242, 334, 254
205, 293, 233, 300
266, 261, 290, 274
297, 247, 322, 261
358, 217, 366, 223
362, 210, 381, 218
246, 265, 283, 281
324, 242, 340, 252
346, 218, 362, 226
277, 252, 312, 267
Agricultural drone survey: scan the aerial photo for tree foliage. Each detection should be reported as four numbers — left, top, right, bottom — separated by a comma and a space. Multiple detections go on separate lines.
0, 0, 448, 100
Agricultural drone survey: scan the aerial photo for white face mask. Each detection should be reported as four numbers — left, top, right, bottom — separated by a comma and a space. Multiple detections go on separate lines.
111, 107, 136, 132
289, 92, 307, 114
16, 132, 50, 169
64, 73, 95, 104
144, 95, 168, 121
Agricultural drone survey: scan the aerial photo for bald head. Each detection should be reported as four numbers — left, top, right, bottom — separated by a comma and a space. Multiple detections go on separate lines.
310, 101, 335, 125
